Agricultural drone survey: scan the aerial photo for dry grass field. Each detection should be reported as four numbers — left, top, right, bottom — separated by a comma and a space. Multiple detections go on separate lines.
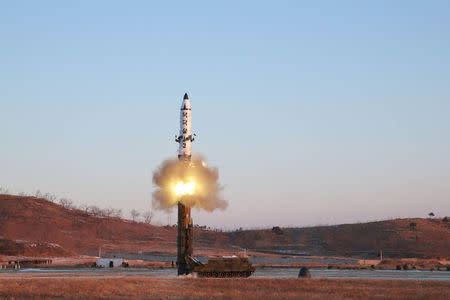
0, 278, 448, 299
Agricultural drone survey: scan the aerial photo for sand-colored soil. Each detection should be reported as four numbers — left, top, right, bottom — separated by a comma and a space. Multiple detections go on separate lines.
0, 278, 448, 299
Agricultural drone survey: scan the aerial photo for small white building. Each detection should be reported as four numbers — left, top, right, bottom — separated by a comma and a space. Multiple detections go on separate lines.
97, 258, 123, 268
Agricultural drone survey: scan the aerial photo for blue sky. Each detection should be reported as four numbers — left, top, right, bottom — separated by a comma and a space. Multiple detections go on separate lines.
1, 1, 449, 228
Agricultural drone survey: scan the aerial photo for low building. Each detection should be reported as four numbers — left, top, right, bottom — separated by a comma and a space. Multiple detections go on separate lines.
96, 258, 123, 268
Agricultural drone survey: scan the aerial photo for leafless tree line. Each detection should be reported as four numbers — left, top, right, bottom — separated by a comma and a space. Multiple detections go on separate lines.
77, 204, 123, 218
130, 209, 153, 224
1, 187, 154, 224
76, 205, 153, 224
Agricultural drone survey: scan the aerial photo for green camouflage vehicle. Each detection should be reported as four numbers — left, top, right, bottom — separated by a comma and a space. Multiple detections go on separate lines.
189, 256, 255, 278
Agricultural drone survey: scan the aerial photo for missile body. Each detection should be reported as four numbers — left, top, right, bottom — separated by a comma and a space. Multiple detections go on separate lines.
175, 93, 194, 276
176, 93, 195, 160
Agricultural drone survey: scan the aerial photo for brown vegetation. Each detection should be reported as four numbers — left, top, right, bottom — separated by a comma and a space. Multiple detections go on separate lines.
226, 218, 450, 259
0, 278, 448, 299
377, 258, 450, 271
0, 238, 72, 257
0, 194, 180, 255
0, 195, 449, 260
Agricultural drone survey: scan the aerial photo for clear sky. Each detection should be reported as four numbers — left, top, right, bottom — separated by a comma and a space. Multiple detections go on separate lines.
1, 1, 449, 228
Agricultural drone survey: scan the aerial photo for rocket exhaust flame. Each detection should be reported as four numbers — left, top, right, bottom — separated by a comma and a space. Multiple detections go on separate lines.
152, 156, 227, 212
174, 179, 196, 196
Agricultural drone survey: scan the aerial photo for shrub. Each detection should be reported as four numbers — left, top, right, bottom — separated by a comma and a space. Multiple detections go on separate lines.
271, 226, 283, 235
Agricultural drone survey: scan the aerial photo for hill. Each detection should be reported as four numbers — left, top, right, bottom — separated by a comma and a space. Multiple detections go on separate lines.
0, 194, 448, 259
226, 218, 450, 259
0, 194, 174, 256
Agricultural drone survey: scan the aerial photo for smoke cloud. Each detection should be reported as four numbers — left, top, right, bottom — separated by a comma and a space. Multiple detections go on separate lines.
152, 155, 228, 212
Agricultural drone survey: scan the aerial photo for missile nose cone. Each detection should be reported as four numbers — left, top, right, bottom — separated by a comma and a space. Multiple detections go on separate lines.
183, 93, 189, 100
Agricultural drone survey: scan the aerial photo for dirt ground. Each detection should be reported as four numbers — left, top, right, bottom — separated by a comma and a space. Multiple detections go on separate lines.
0, 277, 448, 299
3, 254, 448, 271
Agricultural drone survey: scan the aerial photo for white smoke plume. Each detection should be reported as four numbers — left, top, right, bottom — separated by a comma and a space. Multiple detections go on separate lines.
152, 155, 228, 212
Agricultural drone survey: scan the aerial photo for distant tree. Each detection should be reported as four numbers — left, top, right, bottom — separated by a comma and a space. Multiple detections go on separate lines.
130, 209, 140, 222
59, 198, 73, 209
102, 207, 115, 218
443, 216, 449, 223
428, 212, 435, 218
43, 193, 57, 202
88, 205, 102, 217
113, 209, 122, 219
272, 226, 283, 235
143, 210, 153, 224
97, 207, 120, 219
409, 222, 417, 231
79, 204, 89, 212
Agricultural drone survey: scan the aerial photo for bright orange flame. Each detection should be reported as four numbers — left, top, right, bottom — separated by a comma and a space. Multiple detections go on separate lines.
174, 179, 196, 196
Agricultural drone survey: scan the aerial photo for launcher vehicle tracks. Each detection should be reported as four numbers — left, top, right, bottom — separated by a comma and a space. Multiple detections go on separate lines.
189, 257, 255, 278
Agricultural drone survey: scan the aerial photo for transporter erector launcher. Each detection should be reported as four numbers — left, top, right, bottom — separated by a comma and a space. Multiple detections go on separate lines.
175, 93, 195, 275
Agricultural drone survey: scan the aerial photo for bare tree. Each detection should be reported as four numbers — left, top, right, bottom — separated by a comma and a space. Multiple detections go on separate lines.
130, 209, 140, 222
79, 204, 89, 212
43, 193, 57, 202
102, 207, 115, 218
143, 210, 153, 224
113, 209, 122, 219
88, 205, 102, 217
59, 198, 74, 209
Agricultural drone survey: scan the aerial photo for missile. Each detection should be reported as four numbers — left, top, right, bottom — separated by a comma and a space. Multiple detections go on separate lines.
175, 93, 195, 160
175, 92, 194, 276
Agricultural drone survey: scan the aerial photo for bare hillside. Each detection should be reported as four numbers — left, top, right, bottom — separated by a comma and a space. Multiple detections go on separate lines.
226, 218, 450, 259
0, 195, 448, 259
0, 195, 176, 255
